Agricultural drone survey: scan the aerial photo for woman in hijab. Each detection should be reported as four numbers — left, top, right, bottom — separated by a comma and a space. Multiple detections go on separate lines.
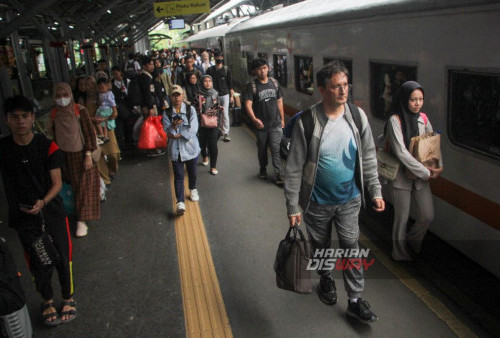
73, 76, 87, 104
198, 75, 222, 175
49, 82, 100, 237
83, 76, 121, 185
184, 72, 199, 106
385, 81, 443, 261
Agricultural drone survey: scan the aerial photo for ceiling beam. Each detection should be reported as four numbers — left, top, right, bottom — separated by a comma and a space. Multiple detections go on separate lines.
0, 0, 59, 39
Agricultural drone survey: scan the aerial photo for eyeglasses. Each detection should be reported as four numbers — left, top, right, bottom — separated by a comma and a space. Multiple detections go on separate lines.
330, 83, 352, 91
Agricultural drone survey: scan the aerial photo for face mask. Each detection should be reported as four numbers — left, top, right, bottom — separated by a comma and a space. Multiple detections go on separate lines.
56, 97, 71, 107
216, 59, 224, 65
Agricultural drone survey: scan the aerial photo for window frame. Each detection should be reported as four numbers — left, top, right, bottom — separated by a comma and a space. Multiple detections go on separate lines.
447, 67, 500, 161
369, 60, 418, 121
273, 54, 288, 88
294, 54, 314, 96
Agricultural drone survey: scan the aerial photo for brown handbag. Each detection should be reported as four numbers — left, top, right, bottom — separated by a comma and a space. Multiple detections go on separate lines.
274, 226, 312, 294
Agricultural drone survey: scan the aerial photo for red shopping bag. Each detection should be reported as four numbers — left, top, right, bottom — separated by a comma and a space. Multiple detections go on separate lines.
137, 116, 167, 150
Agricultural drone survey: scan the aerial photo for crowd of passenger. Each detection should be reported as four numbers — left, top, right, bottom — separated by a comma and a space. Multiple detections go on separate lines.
0, 47, 237, 328
0, 47, 443, 329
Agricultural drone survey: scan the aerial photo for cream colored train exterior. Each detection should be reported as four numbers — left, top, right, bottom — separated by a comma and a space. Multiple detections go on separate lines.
224, 0, 500, 278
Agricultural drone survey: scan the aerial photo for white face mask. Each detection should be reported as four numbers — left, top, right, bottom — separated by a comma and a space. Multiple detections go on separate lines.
56, 97, 71, 107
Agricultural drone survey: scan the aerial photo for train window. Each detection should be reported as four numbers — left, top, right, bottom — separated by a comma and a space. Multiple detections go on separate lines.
324, 57, 353, 97
273, 54, 287, 88
246, 52, 254, 76
370, 62, 417, 120
448, 70, 500, 160
294, 55, 314, 95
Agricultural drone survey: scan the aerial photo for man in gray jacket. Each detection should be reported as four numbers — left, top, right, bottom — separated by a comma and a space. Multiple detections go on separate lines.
284, 63, 385, 324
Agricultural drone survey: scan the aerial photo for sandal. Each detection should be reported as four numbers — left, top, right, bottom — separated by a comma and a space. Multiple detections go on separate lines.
41, 302, 61, 326
60, 300, 77, 324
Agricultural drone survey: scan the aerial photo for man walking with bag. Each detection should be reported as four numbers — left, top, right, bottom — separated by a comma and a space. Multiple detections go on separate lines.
284, 63, 385, 324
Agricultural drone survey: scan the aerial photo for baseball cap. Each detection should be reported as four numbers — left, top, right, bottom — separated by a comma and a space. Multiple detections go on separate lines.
170, 85, 183, 96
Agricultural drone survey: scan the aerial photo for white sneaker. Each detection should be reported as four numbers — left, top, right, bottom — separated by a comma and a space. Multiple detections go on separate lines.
76, 222, 88, 237
176, 202, 186, 215
190, 189, 199, 201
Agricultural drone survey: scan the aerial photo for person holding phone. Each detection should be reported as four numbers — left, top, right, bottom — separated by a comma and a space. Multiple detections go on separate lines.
163, 85, 201, 215
0, 96, 77, 326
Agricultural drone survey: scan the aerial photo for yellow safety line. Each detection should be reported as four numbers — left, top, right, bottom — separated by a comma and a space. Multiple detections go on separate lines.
243, 123, 475, 337
169, 164, 233, 338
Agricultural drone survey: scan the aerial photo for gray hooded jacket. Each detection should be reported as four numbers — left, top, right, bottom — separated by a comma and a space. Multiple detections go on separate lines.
284, 102, 382, 216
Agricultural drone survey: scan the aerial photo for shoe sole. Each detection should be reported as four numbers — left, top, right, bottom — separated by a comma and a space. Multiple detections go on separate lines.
318, 293, 337, 305
346, 309, 378, 324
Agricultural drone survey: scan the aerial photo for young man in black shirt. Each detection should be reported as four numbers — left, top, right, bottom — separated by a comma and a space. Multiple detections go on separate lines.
0, 96, 76, 326
206, 50, 234, 142
243, 59, 285, 185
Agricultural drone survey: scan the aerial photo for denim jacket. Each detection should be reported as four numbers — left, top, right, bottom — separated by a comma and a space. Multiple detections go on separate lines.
162, 103, 200, 162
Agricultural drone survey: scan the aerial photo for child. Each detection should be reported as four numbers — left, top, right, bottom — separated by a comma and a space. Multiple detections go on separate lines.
96, 78, 117, 143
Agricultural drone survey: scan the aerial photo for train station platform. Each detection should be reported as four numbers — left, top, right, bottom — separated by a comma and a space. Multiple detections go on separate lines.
0, 124, 497, 337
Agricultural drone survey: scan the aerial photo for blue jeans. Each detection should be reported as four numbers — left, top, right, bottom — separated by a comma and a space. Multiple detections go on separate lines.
172, 157, 197, 203
303, 196, 364, 298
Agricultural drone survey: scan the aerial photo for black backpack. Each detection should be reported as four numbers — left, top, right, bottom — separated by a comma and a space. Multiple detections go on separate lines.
127, 77, 142, 107
124, 60, 138, 79
0, 237, 25, 316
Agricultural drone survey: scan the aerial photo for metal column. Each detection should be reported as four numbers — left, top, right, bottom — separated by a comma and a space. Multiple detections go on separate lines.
6, 11, 34, 100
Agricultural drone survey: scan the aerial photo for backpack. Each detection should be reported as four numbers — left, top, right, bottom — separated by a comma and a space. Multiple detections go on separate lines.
280, 103, 363, 160
127, 77, 142, 106
124, 60, 138, 79
0, 237, 26, 316
164, 103, 192, 128
250, 77, 279, 96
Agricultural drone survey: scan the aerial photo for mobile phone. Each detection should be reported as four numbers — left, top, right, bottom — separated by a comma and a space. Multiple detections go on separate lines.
19, 203, 33, 209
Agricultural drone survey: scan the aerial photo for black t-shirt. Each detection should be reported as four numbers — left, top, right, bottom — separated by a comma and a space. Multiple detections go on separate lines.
0, 134, 66, 228
243, 78, 282, 129
206, 66, 233, 96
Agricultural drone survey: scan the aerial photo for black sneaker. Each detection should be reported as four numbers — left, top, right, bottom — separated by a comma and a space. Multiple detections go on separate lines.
275, 174, 284, 187
318, 276, 337, 305
259, 168, 267, 179
347, 299, 378, 324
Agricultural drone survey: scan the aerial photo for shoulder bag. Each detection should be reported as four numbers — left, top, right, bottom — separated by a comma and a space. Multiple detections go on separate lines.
198, 94, 219, 128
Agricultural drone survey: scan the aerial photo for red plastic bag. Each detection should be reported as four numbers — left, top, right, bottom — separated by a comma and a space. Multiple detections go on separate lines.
137, 116, 167, 150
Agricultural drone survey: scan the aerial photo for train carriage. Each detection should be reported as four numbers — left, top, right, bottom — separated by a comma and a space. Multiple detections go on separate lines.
224, 0, 500, 278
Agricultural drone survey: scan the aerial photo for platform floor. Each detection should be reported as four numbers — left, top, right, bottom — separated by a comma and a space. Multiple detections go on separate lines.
0, 124, 496, 337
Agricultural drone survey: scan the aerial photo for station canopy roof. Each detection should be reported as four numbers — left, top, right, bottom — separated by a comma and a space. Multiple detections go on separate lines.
0, 0, 226, 45
0, 0, 305, 45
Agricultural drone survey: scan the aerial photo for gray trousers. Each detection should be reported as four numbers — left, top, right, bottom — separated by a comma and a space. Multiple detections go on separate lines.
255, 126, 283, 177
390, 183, 434, 260
304, 196, 364, 299
219, 94, 230, 135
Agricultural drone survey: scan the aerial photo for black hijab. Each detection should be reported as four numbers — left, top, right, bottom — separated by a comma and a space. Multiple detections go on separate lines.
184, 72, 200, 103
392, 81, 424, 149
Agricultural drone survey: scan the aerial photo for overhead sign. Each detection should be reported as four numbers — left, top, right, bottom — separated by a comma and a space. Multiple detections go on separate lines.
154, 0, 210, 18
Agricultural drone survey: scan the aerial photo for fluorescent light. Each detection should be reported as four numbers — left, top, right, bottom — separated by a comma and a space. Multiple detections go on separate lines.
107, 9, 112, 14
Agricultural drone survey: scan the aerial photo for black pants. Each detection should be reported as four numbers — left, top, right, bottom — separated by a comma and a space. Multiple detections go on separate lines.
17, 215, 73, 300
199, 127, 219, 169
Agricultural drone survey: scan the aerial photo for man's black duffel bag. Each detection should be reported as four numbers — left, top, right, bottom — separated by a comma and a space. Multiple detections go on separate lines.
274, 226, 312, 294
